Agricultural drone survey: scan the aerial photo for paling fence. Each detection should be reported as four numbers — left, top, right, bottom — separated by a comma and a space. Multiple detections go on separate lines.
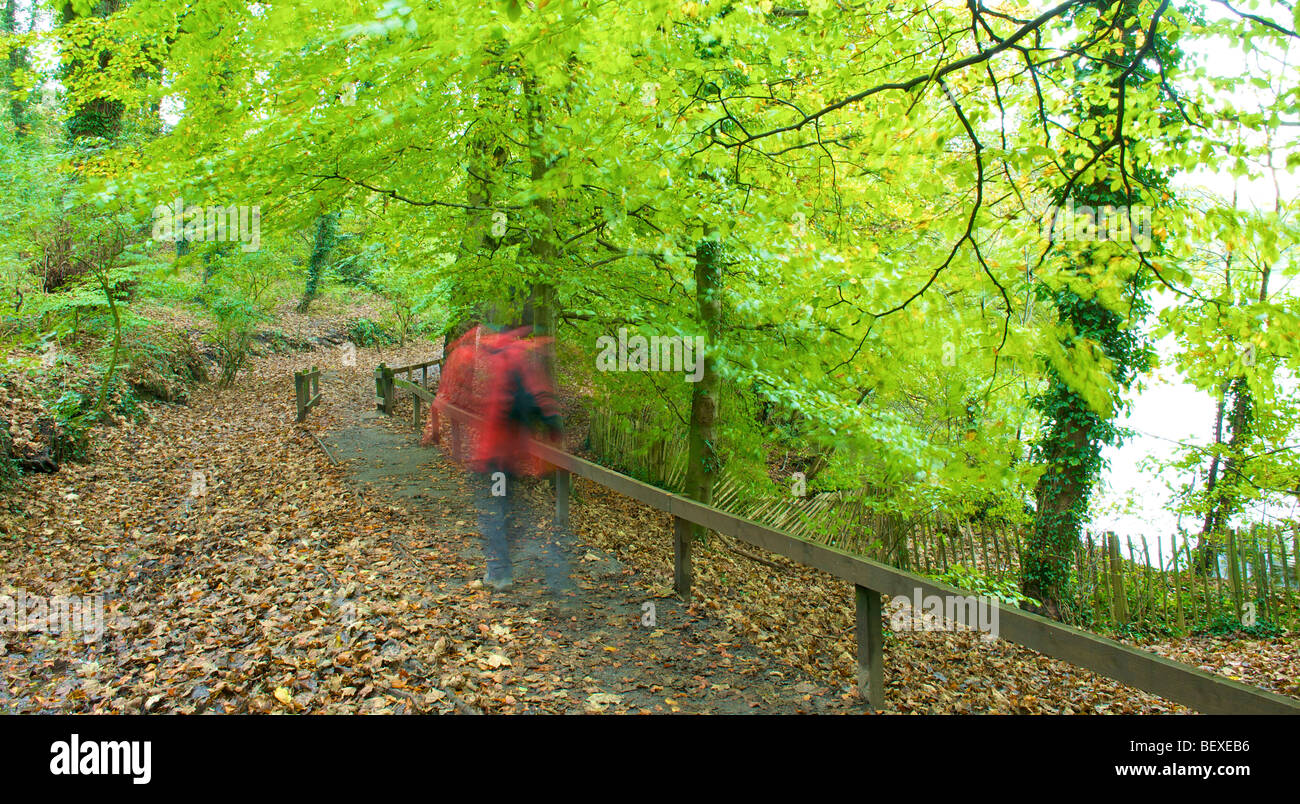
1071, 526, 1300, 632
588, 408, 1300, 633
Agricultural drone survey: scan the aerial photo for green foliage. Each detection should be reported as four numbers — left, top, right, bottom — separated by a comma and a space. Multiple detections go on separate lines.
206, 292, 265, 387
936, 564, 1041, 610
3, 0, 1296, 640
1194, 612, 1285, 640
330, 242, 373, 287
1112, 619, 1181, 642
0, 417, 19, 493
1157, 198, 1300, 532
193, 247, 283, 386
47, 390, 93, 461
346, 317, 395, 348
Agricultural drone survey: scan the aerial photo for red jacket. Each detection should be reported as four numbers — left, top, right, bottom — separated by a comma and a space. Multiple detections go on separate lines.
428, 326, 562, 476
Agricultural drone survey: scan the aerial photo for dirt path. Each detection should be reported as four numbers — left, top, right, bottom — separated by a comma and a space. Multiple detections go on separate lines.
320, 414, 857, 714
0, 344, 855, 714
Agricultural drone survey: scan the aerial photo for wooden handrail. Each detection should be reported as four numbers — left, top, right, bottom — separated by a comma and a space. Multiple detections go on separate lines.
387, 357, 443, 375
401, 384, 1300, 714
394, 379, 435, 403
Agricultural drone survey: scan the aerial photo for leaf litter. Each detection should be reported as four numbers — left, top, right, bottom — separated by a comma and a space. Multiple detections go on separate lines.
2, 338, 1294, 715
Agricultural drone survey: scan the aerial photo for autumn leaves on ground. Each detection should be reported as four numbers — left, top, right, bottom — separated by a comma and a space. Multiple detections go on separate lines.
2, 306, 1296, 715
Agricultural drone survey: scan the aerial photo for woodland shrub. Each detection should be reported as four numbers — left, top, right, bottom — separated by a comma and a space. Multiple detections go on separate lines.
345, 317, 395, 347
206, 293, 265, 388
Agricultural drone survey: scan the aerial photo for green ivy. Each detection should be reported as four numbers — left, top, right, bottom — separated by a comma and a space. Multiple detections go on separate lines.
1194, 611, 1284, 639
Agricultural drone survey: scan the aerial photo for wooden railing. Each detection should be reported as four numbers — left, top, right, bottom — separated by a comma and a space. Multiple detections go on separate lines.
589, 408, 1300, 634
293, 366, 322, 423
388, 381, 1300, 714
374, 358, 441, 415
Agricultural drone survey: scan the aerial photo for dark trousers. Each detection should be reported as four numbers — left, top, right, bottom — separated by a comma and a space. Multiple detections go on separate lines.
475, 472, 572, 590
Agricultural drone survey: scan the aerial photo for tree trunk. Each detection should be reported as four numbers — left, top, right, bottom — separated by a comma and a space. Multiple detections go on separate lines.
297, 211, 338, 313
1196, 383, 1228, 569
523, 73, 560, 372
1204, 376, 1253, 542
60, 1, 125, 144
3, 0, 30, 138
1024, 388, 1094, 621
1197, 222, 1270, 570
94, 270, 123, 417
1023, 0, 1159, 621
684, 231, 722, 526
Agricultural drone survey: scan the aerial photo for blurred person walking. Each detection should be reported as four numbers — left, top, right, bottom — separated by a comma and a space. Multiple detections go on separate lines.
423, 325, 568, 592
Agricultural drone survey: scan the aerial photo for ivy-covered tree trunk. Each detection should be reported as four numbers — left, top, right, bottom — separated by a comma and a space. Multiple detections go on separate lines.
297, 211, 338, 313
1024, 270, 1151, 621
684, 232, 722, 517
1024, 257, 1150, 620
1196, 383, 1228, 564
1215, 378, 1253, 517
1024, 318, 1109, 620
1023, 0, 1164, 620
60, 0, 125, 144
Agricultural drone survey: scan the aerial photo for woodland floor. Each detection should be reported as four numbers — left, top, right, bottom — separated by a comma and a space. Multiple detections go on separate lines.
2, 328, 1297, 714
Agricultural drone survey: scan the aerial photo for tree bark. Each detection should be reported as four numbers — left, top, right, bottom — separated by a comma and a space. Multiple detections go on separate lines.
60, 0, 125, 144
523, 73, 560, 372
3, 0, 30, 138
1024, 393, 1093, 621
684, 230, 722, 526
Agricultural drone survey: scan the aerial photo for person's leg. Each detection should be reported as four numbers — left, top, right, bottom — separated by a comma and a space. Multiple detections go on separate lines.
476, 471, 513, 588
502, 472, 524, 551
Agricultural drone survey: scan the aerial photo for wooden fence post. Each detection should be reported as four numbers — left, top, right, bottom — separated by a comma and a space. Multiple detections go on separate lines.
296, 367, 322, 423
1279, 527, 1291, 592
555, 468, 570, 531
1293, 523, 1300, 590
855, 584, 885, 710
1227, 528, 1243, 619
1108, 532, 1128, 625
294, 370, 306, 422
1172, 533, 1185, 630
673, 516, 693, 602
374, 364, 386, 413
